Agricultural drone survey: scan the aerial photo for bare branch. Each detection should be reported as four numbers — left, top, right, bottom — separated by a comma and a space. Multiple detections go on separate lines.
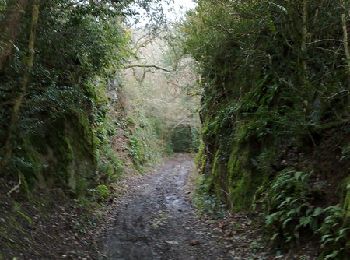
124, 64, 172, 72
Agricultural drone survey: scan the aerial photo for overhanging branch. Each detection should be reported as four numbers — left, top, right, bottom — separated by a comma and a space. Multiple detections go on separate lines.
124, 64, 172, 72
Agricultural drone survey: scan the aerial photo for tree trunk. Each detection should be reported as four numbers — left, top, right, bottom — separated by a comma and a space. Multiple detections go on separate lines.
0, 0, 40, 172
0, 0, 29, 71
301, 0, 308, 79
300, 0, 310, 115
341, 0, 350, 87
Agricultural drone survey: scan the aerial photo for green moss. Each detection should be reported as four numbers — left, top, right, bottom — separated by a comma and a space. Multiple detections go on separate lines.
227, 146, 254, 210
211, 150, 228, 201
31, 115, 97, 196
196, 109, 275, 212
12, 138, 44, 192
195, 142, 207, 173
193, 173, 225, 217
64, 136, 76, 191
209, 139, 270, 211
343, 177, 350, 218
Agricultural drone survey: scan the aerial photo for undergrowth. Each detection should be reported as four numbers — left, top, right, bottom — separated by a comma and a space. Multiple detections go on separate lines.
264, 169, 350, 258
193, 175, 226, 219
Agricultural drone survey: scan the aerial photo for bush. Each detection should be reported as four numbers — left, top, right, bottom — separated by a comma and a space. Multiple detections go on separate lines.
94, 184, 110, 201
318, 206, 350, 259
264, 169, 350, 258
264, 169, 322, 245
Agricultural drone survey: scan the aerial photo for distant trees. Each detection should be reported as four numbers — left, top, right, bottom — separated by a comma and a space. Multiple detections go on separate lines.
118, 28, 200, 163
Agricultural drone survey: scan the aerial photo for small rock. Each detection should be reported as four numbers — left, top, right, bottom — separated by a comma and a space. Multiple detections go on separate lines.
229, 250, 236, 256
189, 240, 200, 246
165, 240, 179, 245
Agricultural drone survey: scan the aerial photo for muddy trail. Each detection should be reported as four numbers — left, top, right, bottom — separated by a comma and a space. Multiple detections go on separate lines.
101, 154, 269, 260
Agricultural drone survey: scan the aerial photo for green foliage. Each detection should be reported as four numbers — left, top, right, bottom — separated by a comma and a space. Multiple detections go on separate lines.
195, 141, 207, 174
191, 127, 200, 151
184, 0, 350, 256
0, 0, 130, 195
0, 0, 7, 15
227, 146, 270, 211
340, 145, 350, 162
94, 93, 124, 183
193, 175, 225, 218
264, 170, 321, 245
171, 125, 194, 153
264, 170, 350, 257
124, 113, 168, 171
318, 206, 350, 259
94, 184, 110, 202
128, 135, 146, 168
96, 145, 123, 183
345, 179, 350, 217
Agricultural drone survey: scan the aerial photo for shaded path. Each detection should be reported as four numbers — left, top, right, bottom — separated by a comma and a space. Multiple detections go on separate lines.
103, 154, 230, 260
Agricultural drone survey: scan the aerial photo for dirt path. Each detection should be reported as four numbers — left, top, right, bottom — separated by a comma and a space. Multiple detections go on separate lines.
101, 154, 269, 260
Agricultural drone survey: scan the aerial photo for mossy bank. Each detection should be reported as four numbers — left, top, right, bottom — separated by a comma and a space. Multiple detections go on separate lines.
184, 0, 350, 258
